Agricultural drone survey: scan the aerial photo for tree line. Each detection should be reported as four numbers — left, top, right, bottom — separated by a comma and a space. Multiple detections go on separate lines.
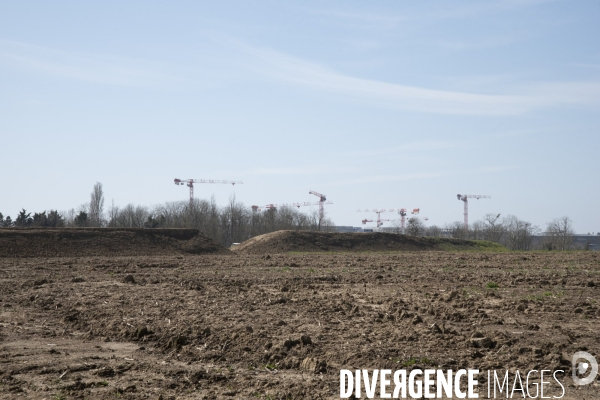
1, 182, 584, 250
393, 213, 580, 251
0, 182, 333, 248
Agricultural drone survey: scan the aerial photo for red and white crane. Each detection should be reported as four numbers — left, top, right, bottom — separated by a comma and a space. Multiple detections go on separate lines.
398, 208, 421, 229
251, 201, 332, 212
251, 200, 333, 212
457, 194, 490, 229
174, 178, 243, 205
357, 208, 408, 228
361, 217, 392, 227
309, 190, 329, 229
362, 216, 428, 228
358, 208, 421, 229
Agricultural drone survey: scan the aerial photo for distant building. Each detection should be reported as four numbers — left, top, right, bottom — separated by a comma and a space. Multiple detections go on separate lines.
332, 226, 356, 233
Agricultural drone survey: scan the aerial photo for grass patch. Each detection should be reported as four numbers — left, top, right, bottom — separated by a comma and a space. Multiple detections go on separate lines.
396, 357, 436, 367
527, 290, 564, 302
265, 363, 277, 371
431, 238, 507, 252
486, 282, 499, 289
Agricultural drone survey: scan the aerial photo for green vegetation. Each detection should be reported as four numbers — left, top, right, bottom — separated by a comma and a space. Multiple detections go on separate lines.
486, 282, 499, 289
527, 290, 564, 301
434, 238, 508, 252
396, 357, 436, 367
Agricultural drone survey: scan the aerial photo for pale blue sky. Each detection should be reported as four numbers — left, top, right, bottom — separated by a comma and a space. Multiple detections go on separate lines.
1, 1, 599, 232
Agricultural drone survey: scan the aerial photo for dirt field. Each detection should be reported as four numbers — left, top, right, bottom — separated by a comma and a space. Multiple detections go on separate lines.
1, 233, 599, 399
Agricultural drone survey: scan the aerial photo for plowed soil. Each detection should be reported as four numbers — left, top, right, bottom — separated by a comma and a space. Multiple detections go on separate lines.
0, 228, 229, 257
231, 230, 504, 254
1, 250, 599, 399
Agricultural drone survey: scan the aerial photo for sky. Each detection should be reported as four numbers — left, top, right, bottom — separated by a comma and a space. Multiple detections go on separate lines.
1, 0, 599, 232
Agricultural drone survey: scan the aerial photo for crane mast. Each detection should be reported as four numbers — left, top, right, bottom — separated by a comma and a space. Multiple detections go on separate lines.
309, 190, 328, 230
358, 208, 419, 229
457, 194, 491, 229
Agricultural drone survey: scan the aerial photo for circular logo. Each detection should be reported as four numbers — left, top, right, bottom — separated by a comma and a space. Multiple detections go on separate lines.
572, 351, 598, 386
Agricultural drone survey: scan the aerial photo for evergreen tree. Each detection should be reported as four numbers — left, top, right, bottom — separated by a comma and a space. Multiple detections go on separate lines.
47, 210, 65, 227
74, 211, 88, 227
15, 209, 33, 227
32, 211, 48, 226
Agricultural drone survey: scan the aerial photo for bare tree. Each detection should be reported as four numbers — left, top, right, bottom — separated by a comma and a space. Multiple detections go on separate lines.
390, 220, 404, 235
220, 195, 250, 245
88, 182, 105, 227
46, 192, 336, 247
406, 217, 426, 237
470, 220, 485, 240
61, 208, 76, 226
445, 221, 469, 239
426, 225, 443, 237
543, 216, 574, 251
481, 213, 505, 243
114, 204, 149, 228
107, 199, 119, 227
501, 215, 538, 251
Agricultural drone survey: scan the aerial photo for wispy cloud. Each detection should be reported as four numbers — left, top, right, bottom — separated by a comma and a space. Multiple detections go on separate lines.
346, 140, 461, 157
235, 43, 600, 115
438, 35, 518, 51
0, 40, 212, 88
303, 9, 408, 30
326, 163, 517, 188
301, 0, 557, 30
6, 38, 598, 115
218, 164, 358, 177
328, 172, 448, 186
423, 0, 558, 21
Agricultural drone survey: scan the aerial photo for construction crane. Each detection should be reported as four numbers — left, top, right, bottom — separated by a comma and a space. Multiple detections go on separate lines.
174, 178, 243, 205
457, 194, 490, 229
397, 208, 421, 230
309, 190, 328, 230
357, 208, 419, 229
251, 200, 333, 213
251, 204, 278, 212
357, 208, 408, 228
362, 216, 427, 228
361, 218, 391, 228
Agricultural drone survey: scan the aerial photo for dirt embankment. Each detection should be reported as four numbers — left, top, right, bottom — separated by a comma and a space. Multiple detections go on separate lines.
0, 228, 230, 257
232, 230, 505, 254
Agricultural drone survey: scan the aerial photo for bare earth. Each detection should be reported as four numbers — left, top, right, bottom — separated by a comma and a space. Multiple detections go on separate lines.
1, 251, 599, 399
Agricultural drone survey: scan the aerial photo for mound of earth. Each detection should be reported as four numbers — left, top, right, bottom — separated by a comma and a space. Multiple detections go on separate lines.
0, 228, 230, 257
232, 230, 504, 254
